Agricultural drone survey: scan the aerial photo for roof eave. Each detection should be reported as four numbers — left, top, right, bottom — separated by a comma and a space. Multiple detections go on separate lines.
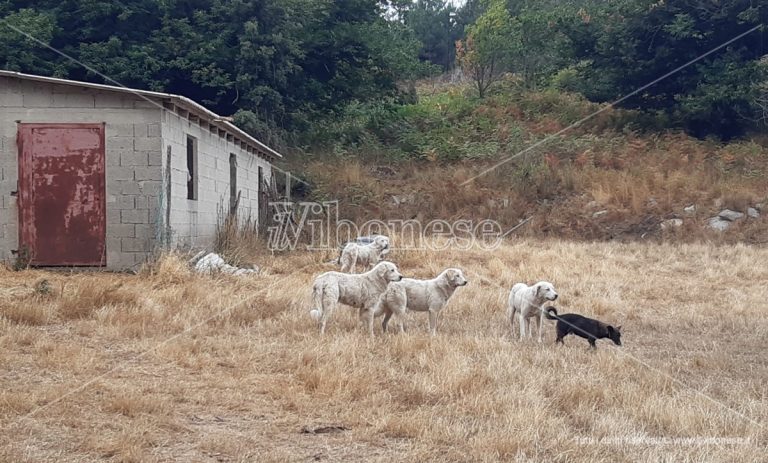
0, 70, 282, 160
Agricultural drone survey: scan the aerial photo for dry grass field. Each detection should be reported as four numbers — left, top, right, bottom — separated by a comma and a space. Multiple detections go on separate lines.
1, 239, 767, 462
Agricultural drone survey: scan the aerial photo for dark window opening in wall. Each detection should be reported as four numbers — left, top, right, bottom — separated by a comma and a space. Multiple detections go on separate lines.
186, 135, 198, 200
229, 153, 238, 212
257, 166, 267, 232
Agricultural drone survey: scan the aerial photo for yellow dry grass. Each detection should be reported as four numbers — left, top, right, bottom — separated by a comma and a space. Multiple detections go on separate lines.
0, 240, 767, 462
298, 134, 768, 243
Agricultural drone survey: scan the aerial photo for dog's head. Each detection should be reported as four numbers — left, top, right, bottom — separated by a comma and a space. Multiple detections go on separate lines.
375, 261, 402, 282
607, 325, 622, 346
442, 268, 468, 287
372, 235, 390, 251
534, 281, 558, 302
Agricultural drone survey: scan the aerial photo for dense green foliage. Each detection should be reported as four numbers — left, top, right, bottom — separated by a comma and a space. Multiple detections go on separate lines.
563, 0, 768, 138
0, 0, 429, 142
455, 0, 767, 139
400, 0, 464, 71
1, 0, 766, 141
302, 76, 634, 162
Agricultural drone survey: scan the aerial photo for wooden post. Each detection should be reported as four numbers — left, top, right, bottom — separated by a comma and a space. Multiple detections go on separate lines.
165, 145, 172, 250
285, 171, 291, 201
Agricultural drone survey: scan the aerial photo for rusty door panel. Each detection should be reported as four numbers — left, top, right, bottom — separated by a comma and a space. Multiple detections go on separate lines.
18, 123, 106, 266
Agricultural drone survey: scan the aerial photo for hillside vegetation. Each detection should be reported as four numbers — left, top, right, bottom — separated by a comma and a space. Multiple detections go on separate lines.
3, 1, 766, 237
291, 78, 768, 242
2, 0, 765, 142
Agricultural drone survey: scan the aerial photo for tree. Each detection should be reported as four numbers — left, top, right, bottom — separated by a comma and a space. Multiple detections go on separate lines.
0, 8, 59, 75
0, 0, 426, 139
565, 0, 768, 138
456, 0, 513, 98
455, 0, 485, 31
506, 6, 572, 89
758, 60, 768, 126
290, 0, 403, 114
404, 0, 462, 71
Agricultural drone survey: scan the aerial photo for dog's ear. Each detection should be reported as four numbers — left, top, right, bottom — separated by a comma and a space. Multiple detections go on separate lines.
616, 325, 622, 332
377, 263, 387, 277
536, 284, 542, 297
607, 325, 615, 334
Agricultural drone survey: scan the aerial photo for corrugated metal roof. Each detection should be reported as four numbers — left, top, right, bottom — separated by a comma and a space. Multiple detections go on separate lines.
0, 70, 282, 160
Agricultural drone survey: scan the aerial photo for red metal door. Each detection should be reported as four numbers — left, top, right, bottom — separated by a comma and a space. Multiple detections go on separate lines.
18, 123, 106, 266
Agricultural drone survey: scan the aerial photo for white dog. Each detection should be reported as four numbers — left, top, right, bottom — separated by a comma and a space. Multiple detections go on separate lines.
310, 261, 402, 334
339, 235, 390, 273
374, 268, 468, 336
507, 281, 559, 342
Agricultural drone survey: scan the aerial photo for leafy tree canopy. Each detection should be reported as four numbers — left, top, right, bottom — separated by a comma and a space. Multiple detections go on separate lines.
0, 0, 426, 141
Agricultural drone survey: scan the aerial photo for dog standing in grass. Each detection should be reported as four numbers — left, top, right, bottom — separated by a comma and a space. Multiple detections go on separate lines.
507, 281, 559, 342
310, 261, 402, 335
545, 307, 622, 349
339, 235, 390, 273
373, 268, 468, 336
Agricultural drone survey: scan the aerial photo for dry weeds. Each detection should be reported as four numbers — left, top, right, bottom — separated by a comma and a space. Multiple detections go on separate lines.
0, 241, 767, 462
298, 133, 768, 243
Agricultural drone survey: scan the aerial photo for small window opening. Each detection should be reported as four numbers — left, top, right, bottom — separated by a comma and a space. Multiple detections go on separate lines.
229, 153, 238, 212
186, 135, 198, 200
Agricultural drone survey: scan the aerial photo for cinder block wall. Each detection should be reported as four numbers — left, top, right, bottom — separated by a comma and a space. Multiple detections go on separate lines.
161, 110, 272, 250
0, 77, 163, 269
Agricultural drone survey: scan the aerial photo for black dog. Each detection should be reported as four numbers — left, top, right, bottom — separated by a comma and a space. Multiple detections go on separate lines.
545, 307, 622, 349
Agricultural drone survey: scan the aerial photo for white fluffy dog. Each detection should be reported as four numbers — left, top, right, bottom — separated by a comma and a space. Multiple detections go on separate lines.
507, 281, 559, 342
374, 268, 468, 336
310, 261, 402, 334
339, 235, 390, 273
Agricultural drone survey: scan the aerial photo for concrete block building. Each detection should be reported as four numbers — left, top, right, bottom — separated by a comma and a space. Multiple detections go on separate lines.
0, 70, 280, 269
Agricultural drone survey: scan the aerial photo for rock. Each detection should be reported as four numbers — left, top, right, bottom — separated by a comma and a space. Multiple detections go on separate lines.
661, 218, 683, 230
486, 198, 510, 209
683, 204, 696, 214
592, 210, 608, 218
718, 209, 744, 221
708, 217, 731, 232
392, 193, 415, 206
189, 250, 208, 265
647, 197, 658, 207
747, 207, 759, 218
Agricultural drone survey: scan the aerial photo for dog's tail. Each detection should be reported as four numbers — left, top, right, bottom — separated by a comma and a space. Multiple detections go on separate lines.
545, 306, 559, 320
309, 285, 323, 322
